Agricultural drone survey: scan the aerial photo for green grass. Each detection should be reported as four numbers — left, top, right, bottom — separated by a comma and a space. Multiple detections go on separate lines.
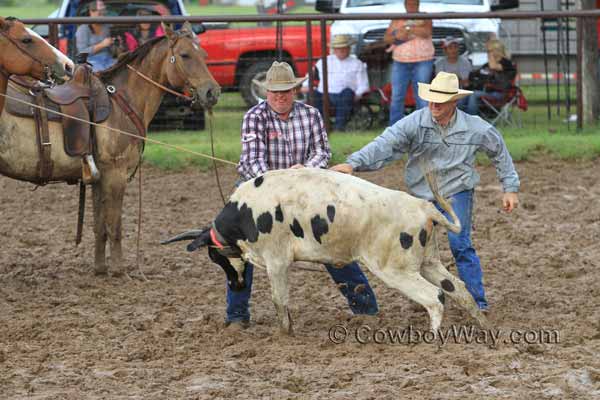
144, 92, 600, 171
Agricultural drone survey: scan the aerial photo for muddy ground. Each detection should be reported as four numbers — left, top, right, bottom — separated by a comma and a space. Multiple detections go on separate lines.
1, 158, 599, 399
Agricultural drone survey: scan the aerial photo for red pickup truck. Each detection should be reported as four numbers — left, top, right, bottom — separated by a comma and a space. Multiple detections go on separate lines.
200, 23, 328, 106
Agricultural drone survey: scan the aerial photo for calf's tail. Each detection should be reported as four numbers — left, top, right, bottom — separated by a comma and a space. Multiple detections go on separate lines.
424, 171, 462, 234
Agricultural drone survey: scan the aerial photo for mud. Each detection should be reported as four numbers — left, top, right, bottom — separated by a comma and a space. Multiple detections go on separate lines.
1, 158, 599, 399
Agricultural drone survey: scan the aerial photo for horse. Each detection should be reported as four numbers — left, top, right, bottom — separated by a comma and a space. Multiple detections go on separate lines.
0, 22, 221, 276
0, 16, 74, 114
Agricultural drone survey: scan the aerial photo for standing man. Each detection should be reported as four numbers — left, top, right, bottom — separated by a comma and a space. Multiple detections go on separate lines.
331, 72, 520, 312
303, 34, 370, 131
231, 61, 378, 328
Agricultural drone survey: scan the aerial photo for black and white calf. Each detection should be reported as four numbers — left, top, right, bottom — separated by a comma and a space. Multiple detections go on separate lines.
162, 168, 489, 333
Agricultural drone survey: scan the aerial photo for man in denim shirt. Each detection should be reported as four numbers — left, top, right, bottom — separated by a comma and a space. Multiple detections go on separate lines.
331, 72, 520, 312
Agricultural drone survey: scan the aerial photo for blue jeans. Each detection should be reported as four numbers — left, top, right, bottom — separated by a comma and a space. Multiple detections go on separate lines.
390, 59, 433, 125
434, 190, 488, 310
314, 88, 355, 130
226, 261, 379, 323
88, 52, 115, 72
466, 90, 503, 115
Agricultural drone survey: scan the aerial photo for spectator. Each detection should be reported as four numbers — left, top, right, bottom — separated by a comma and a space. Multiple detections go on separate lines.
331, 71, 520, 313
123, 8, 165, 52
384, 0, 434, 125
434, 36, 472, 88
75, 0, 115, 71
230, 61, 379, 329
466, 39, 517, 115
303, 34, 370, 131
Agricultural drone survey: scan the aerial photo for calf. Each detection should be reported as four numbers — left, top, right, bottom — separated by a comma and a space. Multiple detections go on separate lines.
162, 168, 489, 333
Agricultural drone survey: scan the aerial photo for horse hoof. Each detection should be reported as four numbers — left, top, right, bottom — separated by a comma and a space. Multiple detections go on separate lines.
94, 267, 108, 276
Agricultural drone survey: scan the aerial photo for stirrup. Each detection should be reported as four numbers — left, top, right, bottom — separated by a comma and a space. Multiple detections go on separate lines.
82, 154, 100, 184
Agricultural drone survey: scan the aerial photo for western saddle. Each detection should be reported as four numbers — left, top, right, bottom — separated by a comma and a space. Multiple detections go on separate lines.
6, 62, 112, 184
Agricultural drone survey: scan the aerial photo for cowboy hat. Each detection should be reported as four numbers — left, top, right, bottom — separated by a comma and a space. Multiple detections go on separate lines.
417, 72, 472, 103
331, 34, 356, 48
253, 61, 307, 92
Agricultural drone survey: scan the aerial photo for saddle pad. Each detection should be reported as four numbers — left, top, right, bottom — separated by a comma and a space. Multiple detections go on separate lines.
5, 84, 62, 122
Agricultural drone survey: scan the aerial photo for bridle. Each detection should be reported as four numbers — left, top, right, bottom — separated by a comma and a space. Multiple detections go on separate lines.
0, 19, 52, 81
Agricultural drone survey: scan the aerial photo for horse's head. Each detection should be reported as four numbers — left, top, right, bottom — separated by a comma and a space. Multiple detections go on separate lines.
0, 16, 74, 83
162, 22, 220, 108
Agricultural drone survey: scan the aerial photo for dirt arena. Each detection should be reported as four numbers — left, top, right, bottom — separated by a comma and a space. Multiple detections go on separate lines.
1, 158, 599, 399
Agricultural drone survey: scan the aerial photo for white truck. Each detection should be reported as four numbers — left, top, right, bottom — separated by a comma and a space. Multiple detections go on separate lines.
316, 0, 519, 68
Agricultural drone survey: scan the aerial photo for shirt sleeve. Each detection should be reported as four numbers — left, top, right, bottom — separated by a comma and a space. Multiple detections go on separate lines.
305, 110, 331, 168
355, 61, 370, 98
76, 26, 94, 54
237, 112, 269, 180
479, 126, 520, 192
346, 121, 412, 171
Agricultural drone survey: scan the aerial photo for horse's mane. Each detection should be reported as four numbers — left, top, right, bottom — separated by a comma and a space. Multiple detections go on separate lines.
97, 35, 167, 81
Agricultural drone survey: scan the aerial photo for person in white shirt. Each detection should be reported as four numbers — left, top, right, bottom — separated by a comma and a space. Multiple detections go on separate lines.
303, 34, 370, 131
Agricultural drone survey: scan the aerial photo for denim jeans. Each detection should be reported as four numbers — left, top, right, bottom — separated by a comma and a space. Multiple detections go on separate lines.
433, 190, 488, 309
88, 52, 115, 72
313, 88, 356, 130
390, 59, 434, 125
226, 261, 379, 323
466, 90, 503, 116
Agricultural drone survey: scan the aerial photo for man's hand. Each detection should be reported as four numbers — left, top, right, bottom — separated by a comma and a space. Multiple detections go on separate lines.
502, 192, 519, 213
290, 164, 304, 169
330, 163, 354, 174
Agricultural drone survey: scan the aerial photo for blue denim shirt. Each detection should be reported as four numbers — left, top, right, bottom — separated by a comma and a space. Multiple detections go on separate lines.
347, 108, 520, 200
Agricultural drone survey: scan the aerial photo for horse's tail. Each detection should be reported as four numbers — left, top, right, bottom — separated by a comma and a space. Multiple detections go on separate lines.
424, 170, 461, 234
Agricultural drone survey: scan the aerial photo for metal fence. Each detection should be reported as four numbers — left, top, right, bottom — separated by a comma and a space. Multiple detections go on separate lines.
21, 10, 600, 130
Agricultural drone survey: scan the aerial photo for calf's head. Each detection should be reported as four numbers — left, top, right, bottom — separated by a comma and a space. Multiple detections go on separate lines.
161, 226, 247, 291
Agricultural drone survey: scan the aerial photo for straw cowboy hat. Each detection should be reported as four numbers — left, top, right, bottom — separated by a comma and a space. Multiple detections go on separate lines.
253, 61, 307, 92
417, 72, 473, 103
331, 34, 356, 48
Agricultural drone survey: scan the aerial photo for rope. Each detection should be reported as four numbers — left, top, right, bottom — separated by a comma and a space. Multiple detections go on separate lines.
0, 91, 238, 167
207, 109, 227, 206
126, 64, 193, 101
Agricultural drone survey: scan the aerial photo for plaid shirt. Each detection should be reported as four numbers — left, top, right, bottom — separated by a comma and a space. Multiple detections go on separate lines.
237, 101, 331, 180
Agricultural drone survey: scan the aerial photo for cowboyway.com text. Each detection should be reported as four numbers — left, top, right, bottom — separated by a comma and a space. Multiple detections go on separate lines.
328, 324, 560, 346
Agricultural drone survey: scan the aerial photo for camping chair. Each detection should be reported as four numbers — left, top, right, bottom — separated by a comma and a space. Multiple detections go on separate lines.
480, 84, 528, 128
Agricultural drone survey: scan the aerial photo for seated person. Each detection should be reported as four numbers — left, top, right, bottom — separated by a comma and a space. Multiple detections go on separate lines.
75, 0, 116, 71
123, 8, 165, 52
434, 36, 472, 88
466, 39, 517, 115
302, 34, 369, 131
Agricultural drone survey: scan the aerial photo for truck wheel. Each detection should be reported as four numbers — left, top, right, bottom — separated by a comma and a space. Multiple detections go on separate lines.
346, 104, 374, 131
239, 61, 273, 107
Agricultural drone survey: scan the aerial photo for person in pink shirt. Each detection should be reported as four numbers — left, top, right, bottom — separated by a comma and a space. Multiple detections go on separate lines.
384, 0, 434, 125
123, 8, 164, 52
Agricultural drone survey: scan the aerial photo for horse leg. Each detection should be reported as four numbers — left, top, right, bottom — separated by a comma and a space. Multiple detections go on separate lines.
103, 167, 128, 276
92, 166, 128, 276
92, 182, 108, 275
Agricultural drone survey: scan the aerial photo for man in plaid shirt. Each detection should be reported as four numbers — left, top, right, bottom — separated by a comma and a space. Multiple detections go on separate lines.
227, 61, 379, 329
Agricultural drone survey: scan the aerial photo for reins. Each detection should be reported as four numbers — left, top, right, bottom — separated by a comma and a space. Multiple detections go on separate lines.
0, 91, 237, 167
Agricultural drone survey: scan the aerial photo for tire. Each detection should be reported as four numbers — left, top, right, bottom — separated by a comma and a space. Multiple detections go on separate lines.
183, 115, 204, 131
239, 60, 275, 107
346, 103, 375, 131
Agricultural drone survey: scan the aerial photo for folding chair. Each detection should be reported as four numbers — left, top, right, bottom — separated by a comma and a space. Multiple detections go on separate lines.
480, 85, 528, 128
